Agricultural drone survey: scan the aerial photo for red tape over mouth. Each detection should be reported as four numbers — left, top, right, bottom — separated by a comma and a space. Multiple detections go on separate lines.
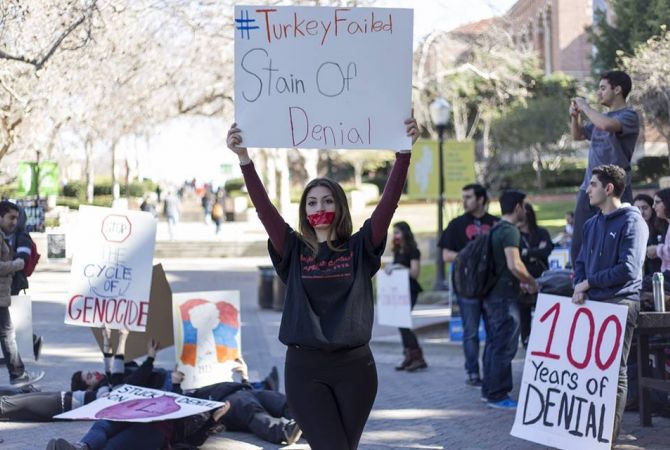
307, 212, 335, 227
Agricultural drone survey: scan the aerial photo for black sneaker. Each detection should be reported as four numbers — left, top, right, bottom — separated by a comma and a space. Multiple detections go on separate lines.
10, 369, 45, 388
46, 438, 88, 450
264, 366, 279, 392
283, 419, 302, 445
465, 373, 482, 387
33, 335, 43, 361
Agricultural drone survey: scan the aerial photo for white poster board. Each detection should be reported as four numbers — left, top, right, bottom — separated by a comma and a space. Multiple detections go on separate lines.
511, 294, 628, 450
172, 291, 242, 390
376, 268, 412, 328
9, 295, 34, 361
55, 384, 225, 422
65, 206, 157, 331
234, 5, 413, 150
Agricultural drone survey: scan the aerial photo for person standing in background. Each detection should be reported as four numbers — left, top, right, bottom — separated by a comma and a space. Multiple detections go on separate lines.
387, 221, 427, 372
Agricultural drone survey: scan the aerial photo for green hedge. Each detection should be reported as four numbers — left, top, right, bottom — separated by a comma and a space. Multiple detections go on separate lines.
634, 156, 670, 184
497, 163, 585, 191
62, 179, 157, 198
56, 196, 114, 209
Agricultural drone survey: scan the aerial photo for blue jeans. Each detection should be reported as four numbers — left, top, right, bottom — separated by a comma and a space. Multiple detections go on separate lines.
0, 306, 24, 379
457, 295, 484, 376
481, 295, 520, 402
82, 420, 168, 450
605, 298, 639, 441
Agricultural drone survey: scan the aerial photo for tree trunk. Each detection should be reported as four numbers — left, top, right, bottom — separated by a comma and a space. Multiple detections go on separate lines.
85, 137, 94, 204
482, 116, 491, 159
111, 140, 120, 200
532, 144, 544, 190
354, 160, 363, 189
452, 98, 467, 141
278, 151, 291, 216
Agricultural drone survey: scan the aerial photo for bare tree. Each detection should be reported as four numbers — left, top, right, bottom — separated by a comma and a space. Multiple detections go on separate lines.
622, 28, 670, 167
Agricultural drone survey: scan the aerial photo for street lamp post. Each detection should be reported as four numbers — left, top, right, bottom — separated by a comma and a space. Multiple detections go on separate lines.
429, 97, 451, 291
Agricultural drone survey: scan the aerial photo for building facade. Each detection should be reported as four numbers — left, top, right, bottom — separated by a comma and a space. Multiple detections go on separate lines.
504, 0, 609, 79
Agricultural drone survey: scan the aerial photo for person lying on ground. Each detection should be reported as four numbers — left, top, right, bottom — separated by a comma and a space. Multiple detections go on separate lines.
0, 344, 278, 422
45, 400, 231, 450
185, 358, 301, 445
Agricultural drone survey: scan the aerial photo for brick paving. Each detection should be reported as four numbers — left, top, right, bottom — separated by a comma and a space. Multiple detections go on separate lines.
0, 259, 668, 449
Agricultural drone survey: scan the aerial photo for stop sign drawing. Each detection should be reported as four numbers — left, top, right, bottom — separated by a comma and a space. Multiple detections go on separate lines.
101, 215, 132, 243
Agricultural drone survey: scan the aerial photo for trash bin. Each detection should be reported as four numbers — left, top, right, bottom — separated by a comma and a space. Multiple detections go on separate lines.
272, 276, 286, 311
258, 266, 275, 309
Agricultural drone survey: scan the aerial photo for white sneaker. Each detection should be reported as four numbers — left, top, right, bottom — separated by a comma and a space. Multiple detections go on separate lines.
10, 369, 45, 387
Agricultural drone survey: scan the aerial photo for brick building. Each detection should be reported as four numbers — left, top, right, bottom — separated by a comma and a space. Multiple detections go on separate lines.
503, 0, 616, 79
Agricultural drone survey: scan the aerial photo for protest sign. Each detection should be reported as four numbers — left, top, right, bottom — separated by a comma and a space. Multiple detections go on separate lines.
376, 268, 412, 328
407, 140, 475, 200
55, 384, 225, 422
47, 233, 67, 260
234, 5, 413, 150
65, 206, 157, 331
91, 264, 173, 360
173, 291, 242, 390
9, 296, 34, 361
511, 294, 628, 449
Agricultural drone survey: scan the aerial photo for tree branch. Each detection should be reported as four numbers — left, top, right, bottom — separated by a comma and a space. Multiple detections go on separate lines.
0, 0, 98, 70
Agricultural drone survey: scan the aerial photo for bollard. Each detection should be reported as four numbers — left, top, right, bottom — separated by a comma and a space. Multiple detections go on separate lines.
258, 266, 275, 309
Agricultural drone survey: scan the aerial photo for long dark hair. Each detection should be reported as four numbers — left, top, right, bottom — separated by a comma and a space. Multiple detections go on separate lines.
655, 189, 670, 218
524, 203, 539, 236
392, 221, 418, 255
298, 178, 352, 254
633, 193, 658, 228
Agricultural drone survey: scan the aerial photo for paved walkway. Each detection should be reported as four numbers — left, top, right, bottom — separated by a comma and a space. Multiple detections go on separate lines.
0, 259, 668, 449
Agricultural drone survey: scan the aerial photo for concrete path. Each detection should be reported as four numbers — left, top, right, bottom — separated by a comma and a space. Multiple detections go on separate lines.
0, 258, 668, 449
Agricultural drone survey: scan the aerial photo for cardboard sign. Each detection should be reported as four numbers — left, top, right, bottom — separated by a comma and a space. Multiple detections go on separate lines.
55, 384, 225, 422
47, 233, 67, 260
376, 268, 412, 328
9, 295, 34, 362
65, 206, 157, 331
234, 5, 413, 150
511, 294, 628, 450
91, 264, 173, 361
173, 291, 242, 390
407, 139, 475, 200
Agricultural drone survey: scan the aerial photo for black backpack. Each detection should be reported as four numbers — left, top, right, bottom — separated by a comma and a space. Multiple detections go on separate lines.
452, 222, 502, 299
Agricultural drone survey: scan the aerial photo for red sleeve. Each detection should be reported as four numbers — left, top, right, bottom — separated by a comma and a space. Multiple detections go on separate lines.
370, 152, 411, 248
240, 162, 287, 253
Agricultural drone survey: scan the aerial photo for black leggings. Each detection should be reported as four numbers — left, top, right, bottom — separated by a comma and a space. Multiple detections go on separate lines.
398, 290, 419, 349
284, 344, 377, 450
0, 391, 64, 421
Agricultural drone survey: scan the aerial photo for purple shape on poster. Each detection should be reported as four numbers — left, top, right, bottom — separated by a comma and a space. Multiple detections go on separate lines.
95, 396, 180, 420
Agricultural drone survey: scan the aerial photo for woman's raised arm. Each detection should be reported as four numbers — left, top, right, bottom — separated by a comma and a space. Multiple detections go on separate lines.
227, 123, 287, 253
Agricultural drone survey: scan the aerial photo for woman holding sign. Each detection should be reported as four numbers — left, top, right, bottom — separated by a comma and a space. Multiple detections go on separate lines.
386, 221, 427, 372
227, 118, 418, 449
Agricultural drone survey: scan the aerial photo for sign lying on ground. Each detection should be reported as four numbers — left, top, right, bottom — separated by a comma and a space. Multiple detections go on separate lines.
234, 5, 413, 150
55, 384, 225, 422
92, 264, 174, 360
65, 206, 157, 331
511, 294, 628, 450
376, 268, 412, 328
173, 291, 242, 390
